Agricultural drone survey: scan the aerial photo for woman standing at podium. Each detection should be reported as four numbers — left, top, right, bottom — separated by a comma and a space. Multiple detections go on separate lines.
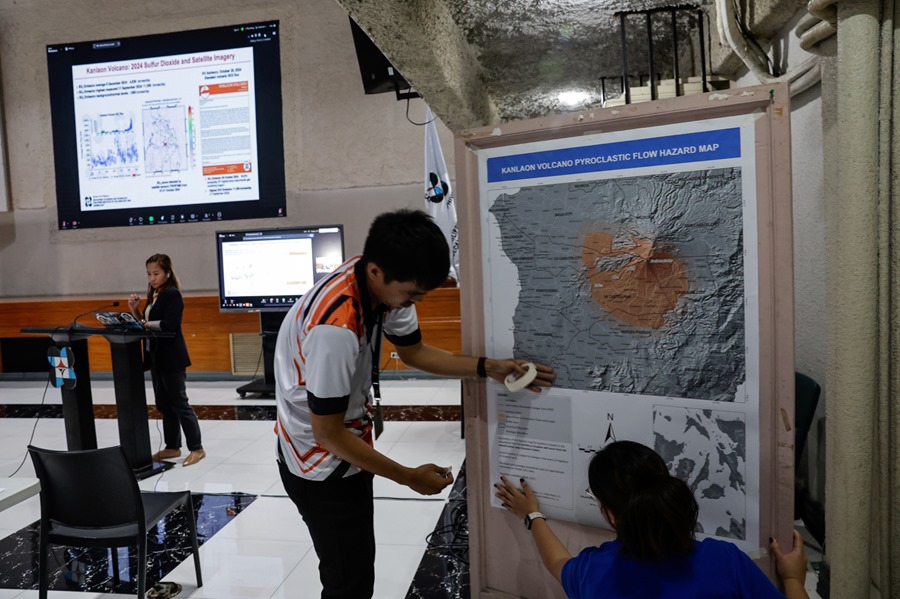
128, 253, 206, 467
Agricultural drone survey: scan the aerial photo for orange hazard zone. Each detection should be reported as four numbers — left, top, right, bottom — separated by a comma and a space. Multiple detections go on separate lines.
199, 81, 249, 95
203, 163, 252, 176
582, 227, 689, 329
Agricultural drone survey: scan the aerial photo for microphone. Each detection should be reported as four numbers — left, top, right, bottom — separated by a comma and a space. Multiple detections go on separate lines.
71, 301, 120, 326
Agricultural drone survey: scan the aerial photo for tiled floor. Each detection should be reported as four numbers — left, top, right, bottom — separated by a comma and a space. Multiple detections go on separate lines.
0, 376, 824, 598
0, 377, 466, 599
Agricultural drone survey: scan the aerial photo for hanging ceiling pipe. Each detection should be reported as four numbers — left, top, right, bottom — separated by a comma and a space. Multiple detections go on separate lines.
619, 13, 631, 105
807, 0, 838, 24
698, 8, 709, 92
715, 0, 821, 96
647, 13, 657, 101
797, 16, 837, 53
670, 8, 681, 96
715, 0, 778, 82
799, 0, 838, 52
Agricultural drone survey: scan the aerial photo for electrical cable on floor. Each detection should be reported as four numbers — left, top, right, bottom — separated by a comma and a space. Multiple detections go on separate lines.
5, 376, 52, 477
424, 499, 469, 565
152, 416, 167, 492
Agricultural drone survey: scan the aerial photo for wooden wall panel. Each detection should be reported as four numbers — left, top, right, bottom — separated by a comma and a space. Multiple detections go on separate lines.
1, 289, 461, 373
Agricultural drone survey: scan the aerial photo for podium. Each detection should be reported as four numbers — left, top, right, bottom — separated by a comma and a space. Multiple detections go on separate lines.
21, 325, 175, 479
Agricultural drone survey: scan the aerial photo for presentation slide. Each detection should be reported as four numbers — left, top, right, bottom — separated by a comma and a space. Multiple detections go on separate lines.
73, 47, 259, 212
215, 226, 346, 312
221, 237, 314, 299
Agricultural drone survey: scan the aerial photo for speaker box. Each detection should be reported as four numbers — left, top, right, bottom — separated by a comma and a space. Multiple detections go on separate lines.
349, 17, 411, 95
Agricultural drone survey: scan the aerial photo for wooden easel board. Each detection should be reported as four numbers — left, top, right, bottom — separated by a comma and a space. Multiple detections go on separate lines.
454, 83, 794, 598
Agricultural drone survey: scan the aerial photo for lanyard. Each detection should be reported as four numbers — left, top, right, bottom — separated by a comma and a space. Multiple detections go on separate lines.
369, 310, 385, 439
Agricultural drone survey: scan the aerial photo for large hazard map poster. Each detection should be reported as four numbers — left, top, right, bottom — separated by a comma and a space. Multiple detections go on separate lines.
480, 115, 763, 554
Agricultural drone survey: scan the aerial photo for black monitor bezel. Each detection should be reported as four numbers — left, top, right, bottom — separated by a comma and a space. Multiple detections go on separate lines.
47, 20, 286, 230
214, 224, 346, 313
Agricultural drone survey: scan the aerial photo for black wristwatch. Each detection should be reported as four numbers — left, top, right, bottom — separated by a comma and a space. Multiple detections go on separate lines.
524, 511, 545, 529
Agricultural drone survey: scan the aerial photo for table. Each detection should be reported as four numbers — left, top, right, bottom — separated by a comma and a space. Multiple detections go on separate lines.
0, 477, 40, 512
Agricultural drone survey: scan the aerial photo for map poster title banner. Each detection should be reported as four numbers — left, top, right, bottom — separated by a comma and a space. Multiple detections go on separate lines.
486, 128, 741, 183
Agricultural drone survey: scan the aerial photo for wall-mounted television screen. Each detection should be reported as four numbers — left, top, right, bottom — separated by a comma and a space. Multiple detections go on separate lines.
47, 21, 285, 230
215, 225, 345, 312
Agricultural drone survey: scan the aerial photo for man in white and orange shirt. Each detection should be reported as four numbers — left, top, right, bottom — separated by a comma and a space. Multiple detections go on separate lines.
274, 209, 555, 598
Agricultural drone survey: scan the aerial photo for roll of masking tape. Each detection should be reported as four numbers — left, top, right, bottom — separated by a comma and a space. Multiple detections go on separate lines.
504, 362, 538, 392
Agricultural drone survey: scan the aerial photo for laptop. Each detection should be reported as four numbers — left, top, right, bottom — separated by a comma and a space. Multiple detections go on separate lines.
94, 311, 144, 331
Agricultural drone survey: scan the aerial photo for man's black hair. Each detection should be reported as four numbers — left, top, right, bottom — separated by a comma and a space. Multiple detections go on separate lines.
362, 209, 450, 290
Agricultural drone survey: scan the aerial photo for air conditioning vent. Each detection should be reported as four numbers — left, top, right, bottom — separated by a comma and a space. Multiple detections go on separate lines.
230, 333, 262, 376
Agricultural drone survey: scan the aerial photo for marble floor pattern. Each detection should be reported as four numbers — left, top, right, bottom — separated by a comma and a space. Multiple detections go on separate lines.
0, 377, 467, 599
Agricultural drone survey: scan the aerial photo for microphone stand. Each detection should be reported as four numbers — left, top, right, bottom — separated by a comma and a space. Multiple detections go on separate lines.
71, 301, 121, 327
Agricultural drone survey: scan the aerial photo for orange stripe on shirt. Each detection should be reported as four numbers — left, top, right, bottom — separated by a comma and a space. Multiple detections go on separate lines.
293, 357, 304, 386
305, 274, 362, 336
275, 418, 331, 474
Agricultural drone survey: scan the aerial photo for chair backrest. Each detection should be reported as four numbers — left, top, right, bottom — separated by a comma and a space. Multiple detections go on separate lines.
794, 372, 821, 467
28, 445, 144, 529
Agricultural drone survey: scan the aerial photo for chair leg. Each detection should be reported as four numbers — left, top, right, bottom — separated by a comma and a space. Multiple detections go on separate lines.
38, 527, 49, 599
186, 497, 203, 587
137, 538, 147, 598
109, 547, 122, 591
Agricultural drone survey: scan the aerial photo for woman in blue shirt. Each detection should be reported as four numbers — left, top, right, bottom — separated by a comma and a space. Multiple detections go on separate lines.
495, 441, 809, 599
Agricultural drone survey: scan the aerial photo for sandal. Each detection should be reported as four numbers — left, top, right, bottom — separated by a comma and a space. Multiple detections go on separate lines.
183, 449, 206, 466
147, 581, 181, 599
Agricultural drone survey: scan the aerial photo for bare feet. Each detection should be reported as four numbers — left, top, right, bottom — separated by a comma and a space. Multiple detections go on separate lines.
183, 449, 206, 466
152, 448, 182, 461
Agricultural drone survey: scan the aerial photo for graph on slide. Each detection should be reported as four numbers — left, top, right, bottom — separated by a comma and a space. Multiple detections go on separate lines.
81, 113, 140, 179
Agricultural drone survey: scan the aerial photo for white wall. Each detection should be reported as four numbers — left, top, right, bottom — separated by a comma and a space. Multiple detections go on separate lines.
733, 9, 827, 501
0, 0, 456, 297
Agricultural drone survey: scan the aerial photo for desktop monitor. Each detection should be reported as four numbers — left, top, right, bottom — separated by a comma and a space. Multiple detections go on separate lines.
215, 225, 345, 312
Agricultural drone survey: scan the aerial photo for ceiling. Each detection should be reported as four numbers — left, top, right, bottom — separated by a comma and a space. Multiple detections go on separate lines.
443, 0, 710, 120
337, 0, 801, 132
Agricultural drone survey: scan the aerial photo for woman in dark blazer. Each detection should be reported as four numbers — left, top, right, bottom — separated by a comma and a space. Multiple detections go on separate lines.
128, 253, 205, 466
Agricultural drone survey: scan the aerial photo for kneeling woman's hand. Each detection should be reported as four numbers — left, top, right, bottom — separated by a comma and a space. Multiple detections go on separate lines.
495, 476, 540, 519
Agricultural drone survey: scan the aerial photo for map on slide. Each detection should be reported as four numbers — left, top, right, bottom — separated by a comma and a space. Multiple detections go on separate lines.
143, 106, 187, 174
489, 167, 746, 402
654, 405, 747, 539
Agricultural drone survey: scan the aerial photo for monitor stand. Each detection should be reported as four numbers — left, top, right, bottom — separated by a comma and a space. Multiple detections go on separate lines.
237, 311, 287, 399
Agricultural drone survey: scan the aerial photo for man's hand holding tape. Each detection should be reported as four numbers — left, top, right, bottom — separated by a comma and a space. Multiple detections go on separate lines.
487, 359, 553, 392
395, 346, 555, 393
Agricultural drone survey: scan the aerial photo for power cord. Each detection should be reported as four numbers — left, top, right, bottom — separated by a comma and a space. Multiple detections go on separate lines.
5, 375, 52, 476
424, 499, 469, 565
404, 96, 435, 126
152, 415, 167, 492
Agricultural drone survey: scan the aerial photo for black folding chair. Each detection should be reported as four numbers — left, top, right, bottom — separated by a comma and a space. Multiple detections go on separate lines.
28, 445, 203, 598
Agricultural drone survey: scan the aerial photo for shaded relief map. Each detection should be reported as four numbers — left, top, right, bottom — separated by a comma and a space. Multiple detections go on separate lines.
489, 168, 746, 402
654, 406, 747, 539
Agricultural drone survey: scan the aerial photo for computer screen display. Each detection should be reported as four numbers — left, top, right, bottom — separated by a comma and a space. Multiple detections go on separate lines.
215, 225, 345, 312
47, 21, 286, 230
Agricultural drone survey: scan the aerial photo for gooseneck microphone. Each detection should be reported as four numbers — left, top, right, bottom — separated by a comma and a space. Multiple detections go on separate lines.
71, 301, 120, 326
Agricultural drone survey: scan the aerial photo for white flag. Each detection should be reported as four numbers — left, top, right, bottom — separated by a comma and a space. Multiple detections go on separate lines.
424, 107, 460, 283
